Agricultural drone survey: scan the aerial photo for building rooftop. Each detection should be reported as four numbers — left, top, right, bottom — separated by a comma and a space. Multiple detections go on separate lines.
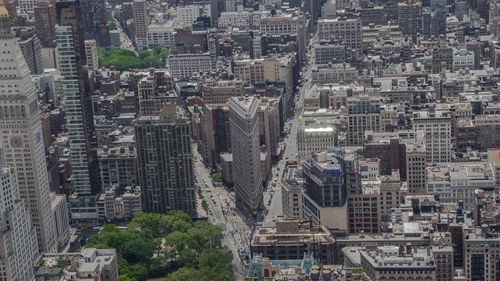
303, 151, 342, 171
426, 162, 494, 184
361, 179, 381, 194
360, 246, 435, 270
304, 127, 334, 133
228, 96, 259, 118
488, 149, 500, 166
342, 247, 363, 267
251, 219, 335, 247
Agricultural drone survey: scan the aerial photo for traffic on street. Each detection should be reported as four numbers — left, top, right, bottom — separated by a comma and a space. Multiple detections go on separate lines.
192, 35, 315, 280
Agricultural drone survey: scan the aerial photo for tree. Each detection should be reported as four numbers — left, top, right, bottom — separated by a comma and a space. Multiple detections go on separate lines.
201, 200, 209, 212
121, 264, 149, 281
97, 47, 169, 71
129, 212, 169, 237
84, 211, 233, 281
164, 231, 189, 252
122, 239, 154, 264
164, 267, 200, 281
211, 172, 222, 181
197, 248, 234, 281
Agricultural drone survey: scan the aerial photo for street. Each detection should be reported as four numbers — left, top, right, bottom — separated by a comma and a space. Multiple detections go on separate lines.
262, 38, 313, 226
192, 146, 250, 280
192, 35, 315, 281
111, 8, 136, 53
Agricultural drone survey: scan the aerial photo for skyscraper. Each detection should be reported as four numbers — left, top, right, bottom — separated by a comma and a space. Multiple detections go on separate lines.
34, 0, 57, 47
0, 140, 39, 281
135, 104, 197, 216
0, 4, 58, 252
16, 28, 44, 75
228, 96, 263, 215
398, 0, 422, 43
132, 0, 148, 50
56, 0, 100, 223
79, 0, 106, 36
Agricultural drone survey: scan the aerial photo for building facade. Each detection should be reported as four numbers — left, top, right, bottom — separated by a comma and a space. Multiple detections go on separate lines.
228, 96, 263, 215
250, 219, 335, 264
281, 164, 303, 218
347, 96, 382, 146
167, 53, 212, 79
413, 109, 452, 163
56, 0, 100, 223
0, 140, 39, 281
34, 0, 57, 47
0, 11, 59, 252
135, 111, 196, 216
317, 17, 363, 60
297, 120, 336, 160
132, 0, 148, 50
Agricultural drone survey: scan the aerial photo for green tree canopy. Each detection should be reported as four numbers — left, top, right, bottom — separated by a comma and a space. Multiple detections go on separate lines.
84, 211, 234, 281
97, 47, 169, 71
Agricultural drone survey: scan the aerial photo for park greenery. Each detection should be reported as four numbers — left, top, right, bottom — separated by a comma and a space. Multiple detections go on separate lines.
85, 211, 234, 281
97, 47, 169, 71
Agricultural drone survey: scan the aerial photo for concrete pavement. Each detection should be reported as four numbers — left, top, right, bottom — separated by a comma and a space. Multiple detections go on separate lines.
192, 145, 250, 279
111, 9, 136, 53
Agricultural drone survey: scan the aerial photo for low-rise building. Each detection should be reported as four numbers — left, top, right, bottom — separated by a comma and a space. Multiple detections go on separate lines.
311, 63, 358, 85
51, 193, 71, 251
476, 115, 500, 151
39, 248, 118, 281
147, 25, 175, 49
250, 218, 336, 264
453, 49, 475, 71
360, 246, 436, 280
202, 79, 245, 104
97, 145, 136, 189
96, 185, 141, 221
297, 117, 336, 160
426, 162, 496, 208
487, 148, 500, 187
314, 41, 346, 64
281, 163, 303, 218
167, 53, 212, 79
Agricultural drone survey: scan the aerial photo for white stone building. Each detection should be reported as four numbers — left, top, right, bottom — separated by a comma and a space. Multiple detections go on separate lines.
453, 49, 475, 71
147, 25, 175, 49
228, 96, 263, 214
412, 108, 452, 163
427, 162, 496, 208
317, 17, 363, 59
297, 118, 336, 160
167, 53, 212, 79
0, 140, 39, 281
0, 13, 59, 253
219, 11, 250, 29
